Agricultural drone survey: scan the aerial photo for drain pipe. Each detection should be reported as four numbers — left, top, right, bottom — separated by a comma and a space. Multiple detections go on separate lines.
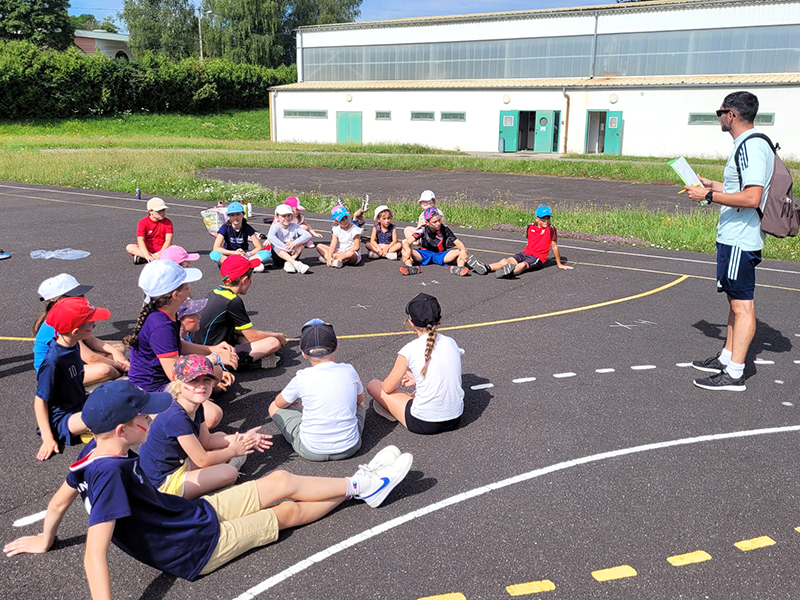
561, 87, 570, 154
589, 11, 598, 79
270, 90, 278, 142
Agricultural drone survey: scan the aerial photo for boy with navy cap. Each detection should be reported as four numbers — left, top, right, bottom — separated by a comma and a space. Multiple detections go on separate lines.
467, 205, 573, 278
4, 380, 414, 597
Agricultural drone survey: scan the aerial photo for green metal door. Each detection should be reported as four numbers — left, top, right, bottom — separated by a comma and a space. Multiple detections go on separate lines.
336, 112, 362, 144
532, 110, 555, 154
604, 111, 623, 155
499, 111, 519, 153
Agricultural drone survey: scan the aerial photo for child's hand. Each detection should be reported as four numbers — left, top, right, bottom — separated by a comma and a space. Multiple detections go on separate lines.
401, 370, 415, 387
145, 252, 156, 263
229, 433, 257, 456
558, 264, 574, 270
37, 439, 59, 461
312, 232, 323, 238
213, 347, 239, 370
235, 249, 247, 256
216, 371, 235, 390
285, 241, 296, 251
326, 258, 334, 267
3, 533, 52, 557
242, 427, 273, 452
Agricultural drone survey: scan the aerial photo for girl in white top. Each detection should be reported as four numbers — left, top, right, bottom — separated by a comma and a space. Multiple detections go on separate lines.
316, 206, 363, 268
367, 293, 464, 435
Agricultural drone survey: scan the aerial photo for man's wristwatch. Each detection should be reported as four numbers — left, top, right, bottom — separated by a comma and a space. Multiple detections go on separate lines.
705, 190, 714, 204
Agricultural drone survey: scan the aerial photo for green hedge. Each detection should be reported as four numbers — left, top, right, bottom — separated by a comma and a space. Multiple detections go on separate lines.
0, 41, 296, 118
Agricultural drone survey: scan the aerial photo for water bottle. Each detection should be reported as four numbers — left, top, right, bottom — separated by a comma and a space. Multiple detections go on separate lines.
247, 201, 253, 217
136, 186, 141, 200
217, 199, 224, 208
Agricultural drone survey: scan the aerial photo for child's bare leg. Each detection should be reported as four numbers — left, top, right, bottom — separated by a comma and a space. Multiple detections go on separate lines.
204, 400, 223, 429
271, 498, 344, 530
365, 241, 380, 254
126, 243, 144, 258
514, 261, 530, 275
255, 470, 348, 506
366, 379, 411, 426
402, 226, 416, 241
387, 241, 402, 254
315, 244, 330, 259
83, 363, 122, 386
182, 463, 238, 500
242, 337, 281, 360
402, 247, 421, 266
488, 257, 513, 271
336, 249, 358, 264
442, 249, 466, 267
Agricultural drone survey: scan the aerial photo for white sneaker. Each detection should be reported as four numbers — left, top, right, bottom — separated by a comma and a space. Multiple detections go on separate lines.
387, 252, 398, 260
229, 454, 247, 472
368, 251, 379, 259
355, 445, 401, 478
372, 399, 397, 422
261, 353, 279, 369
356, 452, 413, 508
283, 261, 296, 273
331, 259, 344, 268
253, 263, 265, 273
296, 261, 309, 274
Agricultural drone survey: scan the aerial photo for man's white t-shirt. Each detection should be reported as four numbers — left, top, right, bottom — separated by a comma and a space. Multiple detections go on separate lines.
280, 361, 363, 454
332, 223, 363, 256
398, 333, 464, 422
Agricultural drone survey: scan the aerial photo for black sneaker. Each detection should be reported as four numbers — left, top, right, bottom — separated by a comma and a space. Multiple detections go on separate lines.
466, 254, 488, 275
693, 371, 746, 392
496, 263, 515, 279
691, 355, 724, 373
400, 265, 421, 276
133, 255, 146, 265
450, 265, 468, 276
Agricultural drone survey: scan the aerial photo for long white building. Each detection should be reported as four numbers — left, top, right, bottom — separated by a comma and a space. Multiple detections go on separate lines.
270, 0, 800, 158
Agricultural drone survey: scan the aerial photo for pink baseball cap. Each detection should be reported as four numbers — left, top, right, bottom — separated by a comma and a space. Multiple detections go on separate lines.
160, 245, 200, 264
285, 196, 305, 211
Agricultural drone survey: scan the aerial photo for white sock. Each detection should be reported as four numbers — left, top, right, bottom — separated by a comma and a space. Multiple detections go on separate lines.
726, 361, 744, 380
719, 348, 732, 366
345, 474, 369, 498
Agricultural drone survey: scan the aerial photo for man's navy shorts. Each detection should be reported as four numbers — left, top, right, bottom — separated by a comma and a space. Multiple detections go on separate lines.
716, 242, 761, 301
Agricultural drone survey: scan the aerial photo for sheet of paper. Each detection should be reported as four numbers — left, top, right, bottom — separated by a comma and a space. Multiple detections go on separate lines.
668, 157, 701, 187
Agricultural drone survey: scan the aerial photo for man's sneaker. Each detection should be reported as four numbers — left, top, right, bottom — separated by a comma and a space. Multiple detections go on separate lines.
372, 399, 397, 422
691, 355, 725, 373
296, 261, 310, 274
400, 265, 421, 276
450, 265, 469, 276
356, 452, 413, 508
331, 259, 344, 268
261, 353, 279, 369
387, 252, 398, 260
496, 263, 515, 279
355, 445, 401, 477
693, 371, 746, 391
133, 255, 146, 265
466, 254, 489, 275
283, 261, 296, 273
368, 251, 379, 259
253, 263, 266, 273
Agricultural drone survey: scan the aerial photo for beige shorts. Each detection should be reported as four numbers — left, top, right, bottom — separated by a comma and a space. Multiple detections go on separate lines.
158, 461, 190, 497
199, 481, 279, 575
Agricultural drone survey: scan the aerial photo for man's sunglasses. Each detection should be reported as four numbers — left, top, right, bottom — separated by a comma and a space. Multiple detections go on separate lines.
716, 109, 734, 117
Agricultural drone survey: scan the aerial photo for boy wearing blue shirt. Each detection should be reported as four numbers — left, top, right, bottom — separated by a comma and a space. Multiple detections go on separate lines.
5, 380, 413, 599
34, 297, 112, 461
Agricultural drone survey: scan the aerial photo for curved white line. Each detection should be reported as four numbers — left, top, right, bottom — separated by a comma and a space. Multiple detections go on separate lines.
232, 424, 800, 600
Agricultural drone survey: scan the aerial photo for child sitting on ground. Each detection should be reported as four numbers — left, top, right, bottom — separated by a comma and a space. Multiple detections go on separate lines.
33, 274, 128, 385
365, 205, 401, 260
138, 355, 272, 499
191, 255, 286, 370
160, 245, 201, 268
403, 190, 445, 243
210, 202, 269, 273
177, 298, 235, 394
4, 380, 413, 590
284, 196, 322, 248
268, 319, 365, 461
367, 293, 464, 435
467, 205, 573, 278
268, 204, 312, 273
126, 198, 173, 265
400, 208, 468, 276
316, 206, 363, 268
34, 297, 111, 460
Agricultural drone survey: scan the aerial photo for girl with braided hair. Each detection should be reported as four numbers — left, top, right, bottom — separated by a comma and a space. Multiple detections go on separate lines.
367, 293, 464, 434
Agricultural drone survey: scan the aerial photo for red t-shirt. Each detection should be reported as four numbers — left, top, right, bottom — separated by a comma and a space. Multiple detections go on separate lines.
522, 224, 556, 261
136, 216, 174, 253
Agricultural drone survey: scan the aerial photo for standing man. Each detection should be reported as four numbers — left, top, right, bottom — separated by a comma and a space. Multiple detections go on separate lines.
687, 91, 774, 392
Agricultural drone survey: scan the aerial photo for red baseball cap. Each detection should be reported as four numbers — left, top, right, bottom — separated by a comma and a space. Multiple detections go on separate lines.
46, 297, 111, 334
220, 255, 261, 280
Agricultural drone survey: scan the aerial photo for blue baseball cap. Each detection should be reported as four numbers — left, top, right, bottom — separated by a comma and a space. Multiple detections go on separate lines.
81, 380, 172, 434
535, 205, 552, 218
227, 202, 245, 215
329, 206, 350, 221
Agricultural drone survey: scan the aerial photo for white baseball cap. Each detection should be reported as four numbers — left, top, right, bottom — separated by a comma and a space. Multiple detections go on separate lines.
275, 204, 293, 216
138, 260, 202, 302
419, 190, 435, 203
373, 204, 390, 219
147, 197, 168, 211
38, 273, 93, 301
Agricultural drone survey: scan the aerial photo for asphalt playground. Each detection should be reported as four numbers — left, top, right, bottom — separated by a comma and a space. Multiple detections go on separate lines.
2, 179, 800, 600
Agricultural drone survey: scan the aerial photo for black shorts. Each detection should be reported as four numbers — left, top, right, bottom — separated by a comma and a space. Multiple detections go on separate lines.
716, 243, 761, 301
512, 253, 543, 270
270, 249, 286, 268
404, 400, 461, 435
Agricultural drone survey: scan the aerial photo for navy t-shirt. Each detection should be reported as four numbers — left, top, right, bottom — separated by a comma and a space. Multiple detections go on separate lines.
139, 401, 205, 487
36, 340, 87, 437
217, 222, 256, 252
129, 310, 181, 392
66, 440, 220, 581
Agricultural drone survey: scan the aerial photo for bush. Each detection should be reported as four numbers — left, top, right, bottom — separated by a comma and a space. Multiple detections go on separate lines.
0, 41, 297, 118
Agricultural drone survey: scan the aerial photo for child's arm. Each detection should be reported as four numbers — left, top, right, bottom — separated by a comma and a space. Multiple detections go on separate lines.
302, 222, 323, 238
157, 356, 179, 383
382, 355, 410, 394
213, 233, 237, 257
249, 233, 264, 253
327, 234, 340, 264
155, 232, 173, 257
180, 341, 238, 370
273, 392, 296, 411
3, 482, 79, 556
356, 391, 365, 407
85, 521, 115, 600
178, 431, 255, 468
34, 395, 59, 461
551, 241, 573, 270
267, 224, 285, 251
82, 337, 129, 371
369, 226, 378, 246
202, 426, 273, 452
351, 234, 361, 254
391, 227, 398, 245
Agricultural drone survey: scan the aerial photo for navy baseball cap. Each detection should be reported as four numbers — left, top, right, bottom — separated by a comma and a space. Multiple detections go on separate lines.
82, 380, 172, 434
535, 205, 552, 218
300, 318, 338, 357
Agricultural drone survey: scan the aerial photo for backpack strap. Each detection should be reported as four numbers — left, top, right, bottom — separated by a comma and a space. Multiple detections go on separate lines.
733, 132, 777, 218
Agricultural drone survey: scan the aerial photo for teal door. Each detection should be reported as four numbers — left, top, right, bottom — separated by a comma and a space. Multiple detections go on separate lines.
499, 111, 519, 153
532, 110, 555, 154
336, 112, 362, 144
604, 111, 623, 155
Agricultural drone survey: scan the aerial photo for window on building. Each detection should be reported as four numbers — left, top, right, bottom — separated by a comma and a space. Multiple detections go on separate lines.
689, 112, 775, 126
376, 111, 391, 120
411, 112, 435, 121
284, 110, 328, 118
441, 112, 466, 122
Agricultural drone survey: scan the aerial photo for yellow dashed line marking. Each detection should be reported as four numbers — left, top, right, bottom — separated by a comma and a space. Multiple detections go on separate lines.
506, 579, 556, 595
592, 565, 637, 582
735, 536, 776, 551
667, 550, 712, 566
418, 594, 466, 600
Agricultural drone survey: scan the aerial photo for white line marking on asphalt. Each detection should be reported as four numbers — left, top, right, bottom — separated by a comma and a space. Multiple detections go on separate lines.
754, 359, 775, 365
13, 510, 47, 527
230, 424, 800, 600
783, 402, 794, 406
595, 368, 615, 373
470, 383, 494, 390
775, 380, 785, 385
553, 372, 576, 378
676, 363, 693, 367
631, 365, 657, 370
512, 377, 537, 383
794, 360, 800, 364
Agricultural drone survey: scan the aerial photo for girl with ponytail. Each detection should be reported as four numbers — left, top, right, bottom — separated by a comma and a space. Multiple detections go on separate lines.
367, 293, 464, 435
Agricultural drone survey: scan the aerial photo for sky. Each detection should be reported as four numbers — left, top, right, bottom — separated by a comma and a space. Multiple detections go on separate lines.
67, 0, 615, 32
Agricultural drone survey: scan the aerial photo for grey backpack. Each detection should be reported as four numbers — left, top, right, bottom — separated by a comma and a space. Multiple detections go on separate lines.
735, 133, 799, 238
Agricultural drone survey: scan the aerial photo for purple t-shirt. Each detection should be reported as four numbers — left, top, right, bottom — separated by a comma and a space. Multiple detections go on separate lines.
128, 310, 180, 392
138, 401, 205, 487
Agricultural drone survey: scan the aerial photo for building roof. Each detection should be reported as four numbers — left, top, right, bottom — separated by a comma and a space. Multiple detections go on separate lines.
274, 74, 800, 91
74, 29, 130, 42
298, 0, 776, 31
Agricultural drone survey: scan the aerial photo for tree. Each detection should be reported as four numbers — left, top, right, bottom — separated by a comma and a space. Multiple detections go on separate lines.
0, 0, 74, 50
280, 0, 360, 63
70, 14, 120, 33
121, 0, 198, 60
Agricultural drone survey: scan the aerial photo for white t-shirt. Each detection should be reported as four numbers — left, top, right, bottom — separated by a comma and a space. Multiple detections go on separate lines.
399, 333, 464, 422
332, 223, 363, 255
280, 361, 363, 454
